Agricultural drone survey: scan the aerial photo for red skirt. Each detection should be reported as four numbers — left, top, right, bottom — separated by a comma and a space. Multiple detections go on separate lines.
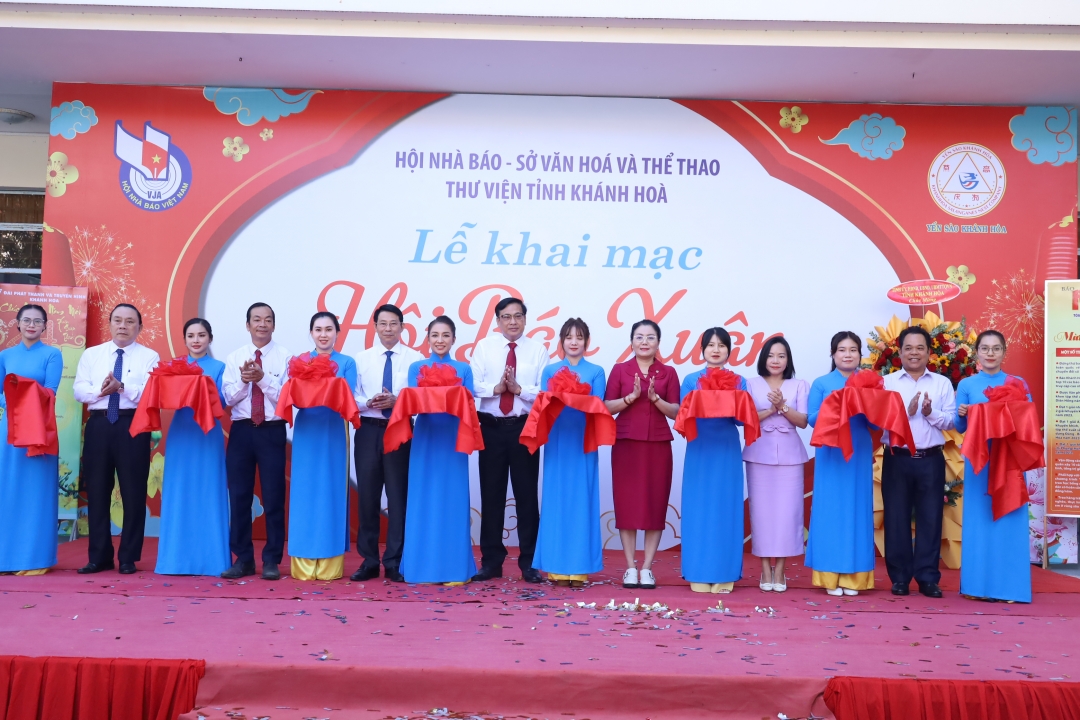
611, 439, 673, 531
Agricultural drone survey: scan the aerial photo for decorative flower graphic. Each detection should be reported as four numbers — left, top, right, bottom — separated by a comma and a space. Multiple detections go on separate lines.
779, 106, 809, 134
146, 452, 165, 498
222, 136, 250, 162
45, 152, 79, 197
260, 128, 273, 142
946, 264, 976, 292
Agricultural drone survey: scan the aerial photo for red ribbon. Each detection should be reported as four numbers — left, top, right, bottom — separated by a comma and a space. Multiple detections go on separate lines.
962, 387, 1045, 520
809, 380, 914, 460
520, 367, 616, 454
276, 376, 361, 429
383, 385, 484, 454
417, 362, 464, 387
3, 374, 58, 457
287, 353, 339, 381
697, 366, 742, 391
131, 366, 225, 436
673, 389, 761, 445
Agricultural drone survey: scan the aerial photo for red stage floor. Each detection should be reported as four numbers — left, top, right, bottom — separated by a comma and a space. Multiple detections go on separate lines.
2, 538, 1078, 719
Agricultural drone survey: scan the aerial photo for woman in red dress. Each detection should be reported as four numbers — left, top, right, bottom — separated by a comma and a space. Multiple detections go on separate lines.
604, 319, 680, 590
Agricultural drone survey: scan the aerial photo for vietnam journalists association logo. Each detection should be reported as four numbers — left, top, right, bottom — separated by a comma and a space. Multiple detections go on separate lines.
114, 120, 191, 211
927, 143, 1006, 218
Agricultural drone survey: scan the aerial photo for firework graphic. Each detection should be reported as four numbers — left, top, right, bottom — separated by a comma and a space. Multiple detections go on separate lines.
63, 224, 161, 343
980, 268, 1045, 352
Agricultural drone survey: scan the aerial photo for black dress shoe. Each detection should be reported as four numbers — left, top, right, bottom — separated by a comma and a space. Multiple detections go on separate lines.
261, 563, 281, 581
350, 566, 380, 582
919, 582, 943, 599
118, 563, 137, 575
77, 562, 114, 575
220, 560, 256, 579
384, 568, 405, 583
521, 568, 543, 584
470, 566, 503, 582
891, 582, 910, 596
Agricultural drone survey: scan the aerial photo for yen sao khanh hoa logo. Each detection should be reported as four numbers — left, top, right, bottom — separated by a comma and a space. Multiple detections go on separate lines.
927, 143, 1005, 218
114, 121, 191, 211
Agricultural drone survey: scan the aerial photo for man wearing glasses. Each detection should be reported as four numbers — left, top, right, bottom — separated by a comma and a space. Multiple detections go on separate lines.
469, 297, 550, 583
351, 304, 423, 582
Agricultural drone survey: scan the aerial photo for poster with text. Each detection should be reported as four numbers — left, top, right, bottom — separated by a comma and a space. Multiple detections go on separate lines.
1045, 280, 1080, 518
41, 86, 1077, 548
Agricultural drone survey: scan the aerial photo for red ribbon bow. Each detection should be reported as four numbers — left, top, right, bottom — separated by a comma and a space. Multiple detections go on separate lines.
383, 381, 484, 454
697, 366, 742, 392
810, 373, 914, 459
151, 357, 204, 376
417, 362, 464, 387
520, 367, 616, 454
673, 371, 760, 445
287, 353, 339, 380
3, 374, 58, 457
131, 359, 225, 436
963, 376, 1044, 520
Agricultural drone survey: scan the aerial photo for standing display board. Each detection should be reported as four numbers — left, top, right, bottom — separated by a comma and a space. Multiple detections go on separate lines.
0, 283, 89, 538
1045, 281, 1080, 517
40, 85, 1076, 549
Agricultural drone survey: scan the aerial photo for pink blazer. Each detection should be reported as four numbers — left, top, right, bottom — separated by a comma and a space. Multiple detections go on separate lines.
741, 375, 809, 465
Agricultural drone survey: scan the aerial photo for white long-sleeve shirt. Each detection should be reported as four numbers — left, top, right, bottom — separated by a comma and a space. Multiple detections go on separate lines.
469, 333, 549, 417
73, 340, 159, 410
882, 367, 956, 449
353, 342, 424, 419
222, 340, 291, 422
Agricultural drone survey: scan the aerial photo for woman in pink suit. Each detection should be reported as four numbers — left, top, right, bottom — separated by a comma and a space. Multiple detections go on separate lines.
743, 336, 809, 593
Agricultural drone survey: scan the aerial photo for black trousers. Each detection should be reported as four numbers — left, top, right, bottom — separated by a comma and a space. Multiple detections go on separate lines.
882, 449, 945, 587
477, 413, 540, 572
354, 420, 411, 571
82, 413, 152, 566
226, 420, 287, 566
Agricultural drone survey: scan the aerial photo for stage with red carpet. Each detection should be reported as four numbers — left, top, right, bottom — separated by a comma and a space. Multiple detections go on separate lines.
2, 538, 1079, 720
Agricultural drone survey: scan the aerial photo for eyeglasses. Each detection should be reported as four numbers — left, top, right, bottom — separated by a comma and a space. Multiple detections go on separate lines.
633, 335, 658, 343
498, 313, 525, 322
376, 321, 401, 330
978, 345, 1005, 354
18, 318, 45, 326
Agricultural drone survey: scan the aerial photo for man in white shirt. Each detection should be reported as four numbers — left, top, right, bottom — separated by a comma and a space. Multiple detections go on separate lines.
73, 303, 160, 575
469, 297, 549, 583
882, 326, 956, 599
350, 304, 423, 583
221, 303, 290, 581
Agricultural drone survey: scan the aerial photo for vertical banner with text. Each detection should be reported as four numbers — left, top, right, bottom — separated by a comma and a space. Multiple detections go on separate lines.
1046, 280, 1080, 518
0, 284, 89, 534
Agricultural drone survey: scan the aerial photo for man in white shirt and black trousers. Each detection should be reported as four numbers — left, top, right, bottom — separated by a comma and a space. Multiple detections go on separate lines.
221, 303, 291, 581
469, 297, 549, 583
882, 326, 956, 599
73, 303, 159, 574
351, 303, 423, 583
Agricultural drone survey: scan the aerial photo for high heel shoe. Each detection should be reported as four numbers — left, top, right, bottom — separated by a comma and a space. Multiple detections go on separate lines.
759, 575, 774, 592
772, 575, 787, 593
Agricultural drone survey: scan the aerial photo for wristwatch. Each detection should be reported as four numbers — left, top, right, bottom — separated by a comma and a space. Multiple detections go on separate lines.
780, 405, 790, 414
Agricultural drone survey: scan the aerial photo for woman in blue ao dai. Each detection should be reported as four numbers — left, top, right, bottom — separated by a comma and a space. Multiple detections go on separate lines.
156, 318, 231, 576
0, 304, 62, 574
955, 329, 1032, 603
680, 327, 746, 594
288, 312, 357, 581
532, 318, 606, 586
805, 332, 876, 597
400, 316, 478, 584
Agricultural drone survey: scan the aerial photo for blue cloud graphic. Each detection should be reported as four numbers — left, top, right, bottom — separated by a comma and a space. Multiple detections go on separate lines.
50, 100, 98, 139
203, 87, 320, 126
820, 113, 906, 160
1010, 106, 1077, 166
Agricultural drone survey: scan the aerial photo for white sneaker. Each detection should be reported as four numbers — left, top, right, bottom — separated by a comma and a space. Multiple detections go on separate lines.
843, 588, 859, 596
622, 567, 639, 588
826, 587, 843, 596
773, 576, 787, 593
759, 576, 774, 592
639, 568, 656, 589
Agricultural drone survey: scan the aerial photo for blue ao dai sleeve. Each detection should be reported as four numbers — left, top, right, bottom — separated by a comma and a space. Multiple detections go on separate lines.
211, 361, 227, 408
591, 365, 607, 399
342, 356, 358, 394
407, 360, 422, 389
807, 378, 826, 427
954, 378, 970, 434
461, 364, 476, 396
44, 348, 63, 394
679, 371, 697, 403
